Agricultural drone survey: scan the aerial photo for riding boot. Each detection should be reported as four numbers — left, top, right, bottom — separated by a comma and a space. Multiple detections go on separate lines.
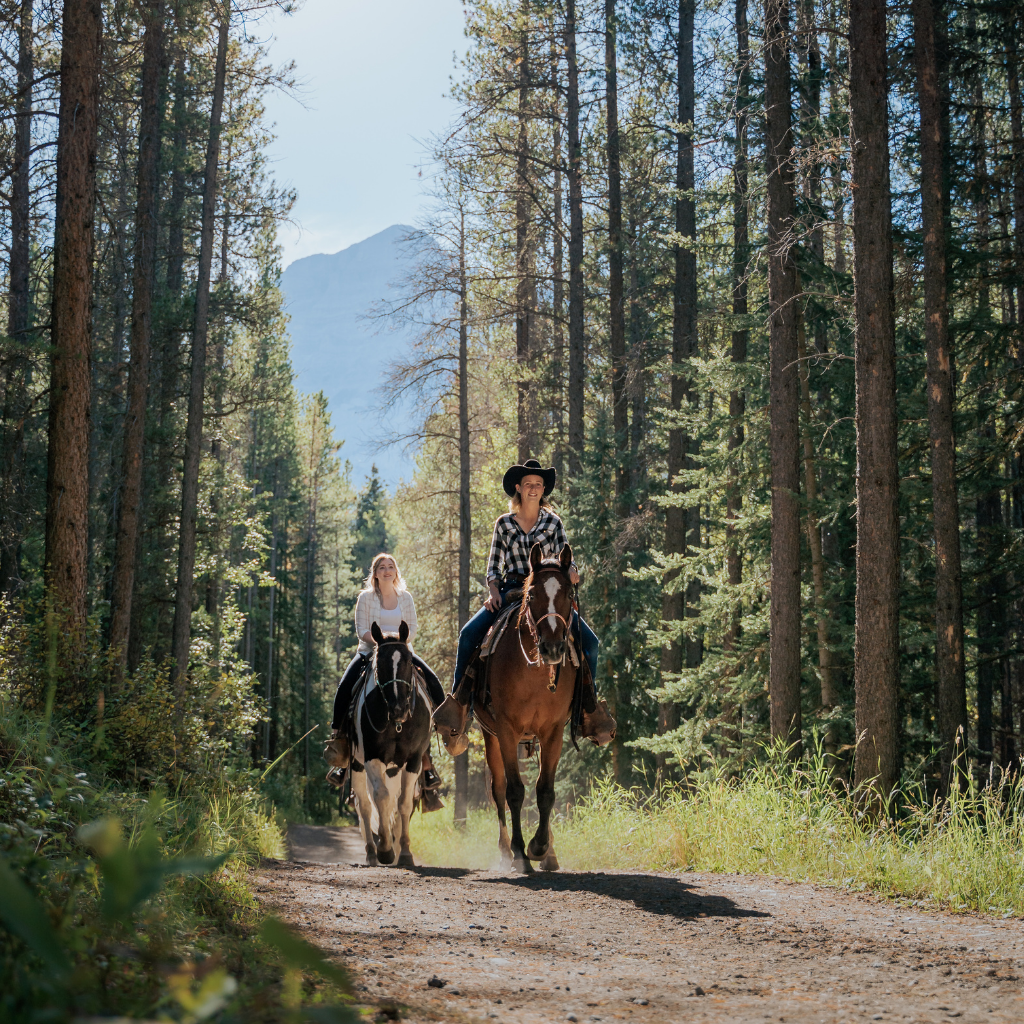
422, 751, 442, 790
433, 694, 470, 756
581, 698, 616, 746
578, 663, 615, 746
323, 729, 351, 769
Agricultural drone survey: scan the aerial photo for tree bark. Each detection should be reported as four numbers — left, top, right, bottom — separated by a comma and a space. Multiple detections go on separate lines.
45, 0, 103, 635
1009, 18, 1024, 326
1, 0, 34, 600
110, 0, 165, 666
912, 0, 967, 792
850, 0, 901, 800
551, 23, 565, 480
566, 0, 585, 480
765, 0, 802, 754
605, 0, 627, 494
796, 304, 835, 753
170, 13, 230, 704
725, 0, 750, 656
456, 208, 472, 827
515, 6, 533, 461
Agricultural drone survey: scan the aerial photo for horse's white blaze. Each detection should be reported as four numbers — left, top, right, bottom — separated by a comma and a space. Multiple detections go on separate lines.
392, 650, 401, 681
543, 575, 561, 630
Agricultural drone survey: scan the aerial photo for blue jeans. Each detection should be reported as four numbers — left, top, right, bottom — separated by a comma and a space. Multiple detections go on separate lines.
453, 590, 599, 690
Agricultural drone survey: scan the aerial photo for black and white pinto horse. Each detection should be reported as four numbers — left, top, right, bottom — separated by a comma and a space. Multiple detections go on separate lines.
350, 620, 432, 867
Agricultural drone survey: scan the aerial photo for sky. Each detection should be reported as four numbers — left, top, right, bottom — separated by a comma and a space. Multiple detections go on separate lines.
258, 0, 466, 268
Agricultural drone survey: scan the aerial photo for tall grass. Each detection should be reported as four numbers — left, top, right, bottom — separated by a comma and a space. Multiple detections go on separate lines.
414, 758, 1024, 917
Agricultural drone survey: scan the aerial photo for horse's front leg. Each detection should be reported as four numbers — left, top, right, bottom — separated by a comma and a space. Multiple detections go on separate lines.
395, 760, 419, 868
350, 769, 378, 867
367, 762, 398, 865
483, 730, 512, 869
527, 723, 564, 870
497, 724, 532, 874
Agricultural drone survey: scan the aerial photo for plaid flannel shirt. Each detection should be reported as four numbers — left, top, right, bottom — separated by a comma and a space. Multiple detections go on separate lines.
485, 508, 576, 584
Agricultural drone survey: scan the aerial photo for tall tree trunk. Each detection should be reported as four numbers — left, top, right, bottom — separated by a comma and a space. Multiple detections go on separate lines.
850, 0, 900, 800
1009, 18, 1024, 326
303, 411, 318, 807
551, 24, 565, 480
132, 49, 187, 672
604, 0, 633, 782
605, 0, 628, 494
796, 304, 835, 753
455, 207, 472, 827
912, 0, 967, 792
765, 0, 802, 754
725, 0, 749, 660
566, 0, 585, 480
657, 0, 697, 769
515, 7, 533, 461
170, 13, 230, 704
45, 0, 103, 636
264, 509, 277, 761
110, 0, 165, 666
1, 0, 34, 600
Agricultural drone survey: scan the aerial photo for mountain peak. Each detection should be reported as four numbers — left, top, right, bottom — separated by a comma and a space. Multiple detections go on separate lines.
280, 225, 420, 486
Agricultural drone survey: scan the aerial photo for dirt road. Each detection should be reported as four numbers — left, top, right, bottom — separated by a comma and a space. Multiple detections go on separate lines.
255, 825, 1024, 1024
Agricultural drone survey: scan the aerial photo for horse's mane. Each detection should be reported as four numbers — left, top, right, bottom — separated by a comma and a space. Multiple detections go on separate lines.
518, 558, 569, 627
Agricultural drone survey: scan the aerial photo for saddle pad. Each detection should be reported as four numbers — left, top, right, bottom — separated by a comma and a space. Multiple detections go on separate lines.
480, 600, 520, 658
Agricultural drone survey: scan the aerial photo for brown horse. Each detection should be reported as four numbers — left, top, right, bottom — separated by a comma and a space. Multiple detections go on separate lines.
477, 542, 581, 874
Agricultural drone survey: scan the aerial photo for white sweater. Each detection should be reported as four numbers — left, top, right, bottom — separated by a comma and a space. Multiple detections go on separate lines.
355, 589, 417, 655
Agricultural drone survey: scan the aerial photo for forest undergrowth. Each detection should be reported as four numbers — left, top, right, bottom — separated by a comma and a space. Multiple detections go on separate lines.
0, 626, 357, 1023
414, 754, 1024, 919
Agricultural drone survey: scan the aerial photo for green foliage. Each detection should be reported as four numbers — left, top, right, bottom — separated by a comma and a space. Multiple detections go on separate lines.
0, 695, 356, 1023
559, 755, 1024, 916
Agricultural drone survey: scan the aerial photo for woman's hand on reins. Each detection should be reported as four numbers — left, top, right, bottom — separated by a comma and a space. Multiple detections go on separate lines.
484, 581, 502, 611
569, 567, 580, 586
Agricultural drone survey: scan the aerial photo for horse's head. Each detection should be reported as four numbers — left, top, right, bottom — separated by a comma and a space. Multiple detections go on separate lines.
520, 543, 574, 666
370, 620, 417, 725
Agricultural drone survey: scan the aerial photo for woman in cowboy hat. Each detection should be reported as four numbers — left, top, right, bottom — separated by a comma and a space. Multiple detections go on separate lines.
448, 458, 606, 738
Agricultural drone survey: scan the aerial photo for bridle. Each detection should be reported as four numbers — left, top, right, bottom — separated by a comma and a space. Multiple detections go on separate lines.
519, 567, 573, 688
365, 641, 416, 734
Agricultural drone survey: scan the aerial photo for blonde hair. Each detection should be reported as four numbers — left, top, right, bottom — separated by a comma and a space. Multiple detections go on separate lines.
509, 490, 554, 513
363, 552, 406, 599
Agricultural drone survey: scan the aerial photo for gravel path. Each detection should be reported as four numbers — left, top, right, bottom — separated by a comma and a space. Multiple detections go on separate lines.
256, 825, 1024, 1024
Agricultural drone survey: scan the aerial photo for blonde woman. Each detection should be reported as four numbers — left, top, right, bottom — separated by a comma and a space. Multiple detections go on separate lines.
330, 553, 444, 787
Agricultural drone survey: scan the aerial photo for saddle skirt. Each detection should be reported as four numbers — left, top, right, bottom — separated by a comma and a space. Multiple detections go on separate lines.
479, 599, 520, 659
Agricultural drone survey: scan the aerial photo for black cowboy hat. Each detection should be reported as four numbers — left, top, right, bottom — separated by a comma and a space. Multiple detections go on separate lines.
502, 458, 557, 497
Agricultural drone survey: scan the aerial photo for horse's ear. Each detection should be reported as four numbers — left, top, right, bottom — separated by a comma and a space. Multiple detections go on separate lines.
370, 622, 385, 645
559, 544, 573, 570
529, 543, 544, 571
398, 620, 409, 643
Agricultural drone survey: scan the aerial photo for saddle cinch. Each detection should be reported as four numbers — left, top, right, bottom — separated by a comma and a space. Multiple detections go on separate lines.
433, 593, 592, 756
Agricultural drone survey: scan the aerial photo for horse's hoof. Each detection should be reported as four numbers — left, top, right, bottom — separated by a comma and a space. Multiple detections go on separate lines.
365, 852, 378, 867
539, 852, 560, 871
377, 846, 395, 865
512, 855, 534, 875
526, 837, 549, 861
397, 851, 416, 868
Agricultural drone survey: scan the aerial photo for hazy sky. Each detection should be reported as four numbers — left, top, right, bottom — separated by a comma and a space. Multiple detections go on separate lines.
260, 0, 465, 268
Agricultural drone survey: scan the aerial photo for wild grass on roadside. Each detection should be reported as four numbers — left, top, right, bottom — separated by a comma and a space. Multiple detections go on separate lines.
415, 757, 1024, 918
559, 759, 1024, 916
